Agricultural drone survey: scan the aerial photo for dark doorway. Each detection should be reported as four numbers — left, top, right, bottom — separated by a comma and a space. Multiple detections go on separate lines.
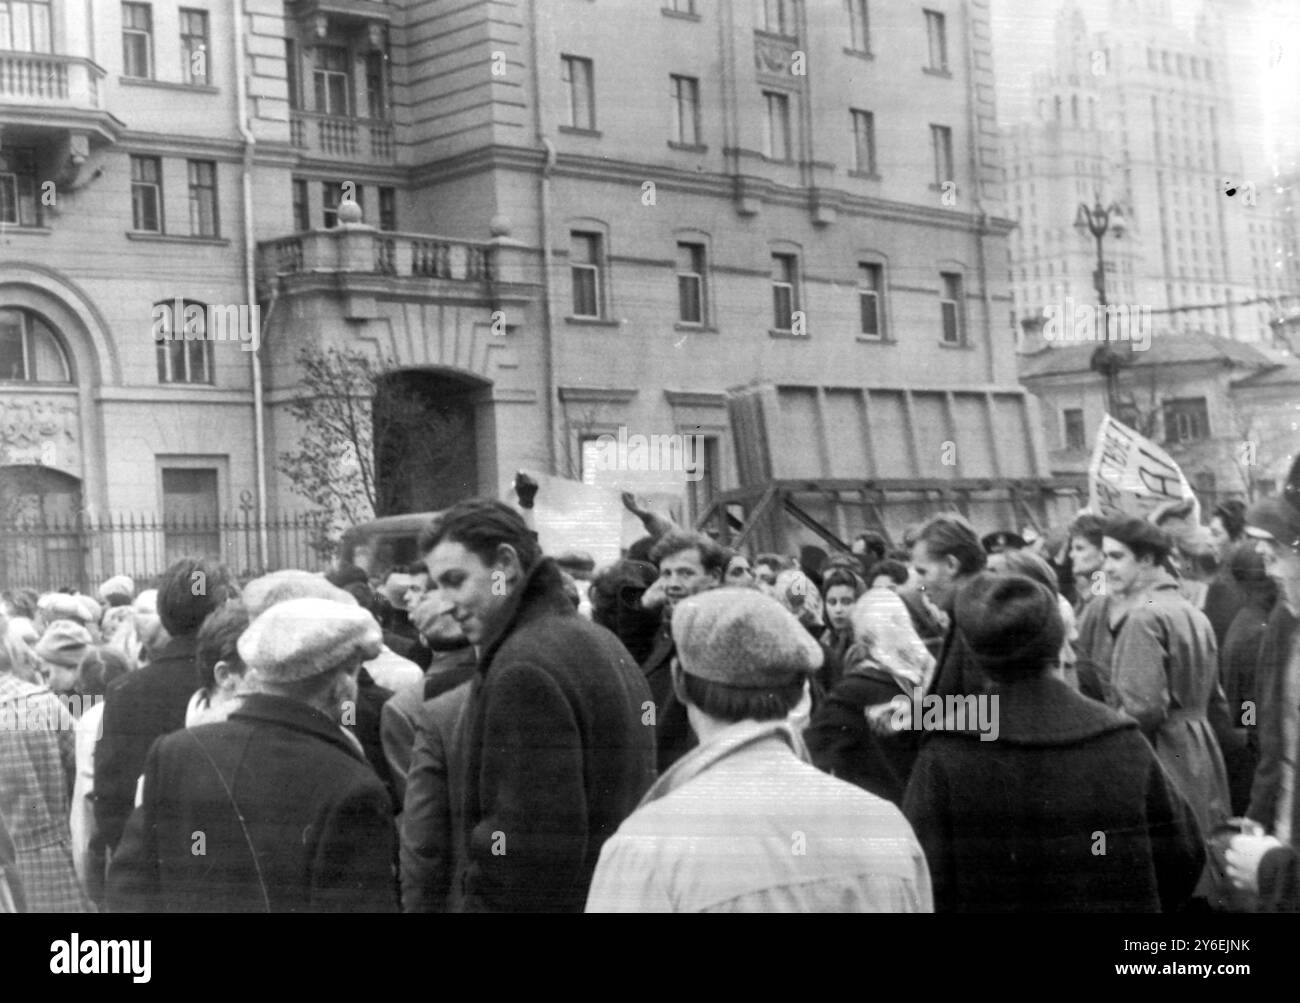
0, 465, 84, 589
373, 369, 481, 515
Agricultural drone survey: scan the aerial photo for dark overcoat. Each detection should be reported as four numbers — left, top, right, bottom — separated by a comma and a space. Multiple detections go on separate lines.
902, 674, 1205, 912
106, 693, 398, 912
458, 558, 657, 912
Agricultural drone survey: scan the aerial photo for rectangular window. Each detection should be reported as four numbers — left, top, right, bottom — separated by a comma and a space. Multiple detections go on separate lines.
187, 160, 218, 237
130, 155, 162, 232
0, 0, 52, 52
313, 45, 351, 116
848, 0, 870, 52
677, 242, 706, 324
154, 303, 214, 385
179, 8, 209, 85
379, 187, 396, 232
763, 91, 791, 160
1063, 409, 1086, 451
668, 0, 697, 11
851, 108, 875, 173
931, 124, 953, 185
858, 262, 883, 338
285, 39, 301, 109
924, 9, 947, 71
760, 0, 793, 35
1163, 397, 1210, 444
561, 55, 595, 130
570, 231, 602, 317
322, 182, 363, 228
161, 467, 221, 563
687, 436, 721, 523
940, 271, 963, 343
291, 178, 309, 232
365, 50, 388, 120
670, 75, 700, 146
122, 2, 153, 78
772, 253, 799, 331
0, 147, 40, 227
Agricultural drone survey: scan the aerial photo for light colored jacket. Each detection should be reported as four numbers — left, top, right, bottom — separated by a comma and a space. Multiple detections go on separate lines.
585, 718, 932, 913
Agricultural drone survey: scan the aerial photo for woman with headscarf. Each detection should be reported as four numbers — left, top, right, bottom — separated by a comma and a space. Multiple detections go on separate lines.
804, 587, 936, 805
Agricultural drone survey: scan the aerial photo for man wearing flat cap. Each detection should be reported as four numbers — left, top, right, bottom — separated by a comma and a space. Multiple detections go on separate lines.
903, 573, 1204, 912
1084, 517, 1230, 895
106, 598, 399, 912
585, 588, 932, 913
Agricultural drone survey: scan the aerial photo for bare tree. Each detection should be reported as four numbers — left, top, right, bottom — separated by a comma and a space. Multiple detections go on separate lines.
277, 346, 470, 557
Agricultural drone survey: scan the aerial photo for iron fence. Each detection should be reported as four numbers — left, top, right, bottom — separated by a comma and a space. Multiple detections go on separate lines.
0, 511, 333, 593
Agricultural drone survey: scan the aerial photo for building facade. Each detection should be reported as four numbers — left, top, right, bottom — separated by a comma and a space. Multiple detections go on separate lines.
1002, 0, 1300, 347
1, 0, 1049, 585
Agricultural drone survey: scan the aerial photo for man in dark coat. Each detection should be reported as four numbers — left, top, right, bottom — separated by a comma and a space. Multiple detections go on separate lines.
640, 531, 726, 773
106, 598, 398, 912
94, 557, 238, 853
911, 514, 987, 700
421, 500, 657, 912
902, 573, 1205, 912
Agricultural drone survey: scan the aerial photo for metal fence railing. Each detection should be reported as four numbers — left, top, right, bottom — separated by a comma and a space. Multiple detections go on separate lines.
0, 511, 333, 593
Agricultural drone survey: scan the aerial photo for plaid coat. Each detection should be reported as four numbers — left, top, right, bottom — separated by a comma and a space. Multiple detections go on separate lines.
0, 673, 91, 912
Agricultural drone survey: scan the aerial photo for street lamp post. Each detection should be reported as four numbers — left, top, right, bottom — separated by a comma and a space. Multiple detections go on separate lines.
1074, 198, 1128, 418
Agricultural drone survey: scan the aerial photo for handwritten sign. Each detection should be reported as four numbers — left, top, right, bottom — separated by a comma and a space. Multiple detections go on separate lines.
1087, 415, 1198, 520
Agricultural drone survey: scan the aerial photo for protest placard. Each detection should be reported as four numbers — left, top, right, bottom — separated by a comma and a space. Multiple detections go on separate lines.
1087, 415, 1199, 521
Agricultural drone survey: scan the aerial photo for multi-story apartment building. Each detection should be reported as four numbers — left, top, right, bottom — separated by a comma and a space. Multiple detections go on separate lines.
1, 0, 1051, 583
1003, 0, 1300, 347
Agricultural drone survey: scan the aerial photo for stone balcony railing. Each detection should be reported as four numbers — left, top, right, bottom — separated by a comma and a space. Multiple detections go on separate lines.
290, 110, 395, 163
258, 225, 519, 294
0, 50, 106, 110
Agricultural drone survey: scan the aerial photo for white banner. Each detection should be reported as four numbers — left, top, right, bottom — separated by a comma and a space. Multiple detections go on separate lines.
1087, 415, 1199, 521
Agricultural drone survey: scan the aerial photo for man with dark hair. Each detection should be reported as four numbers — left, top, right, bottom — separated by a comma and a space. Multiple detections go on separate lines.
95, 557, 238, 854
1068, 513, 1108, 610
585, 588, 931, 913
186, 603, 251, 727
912, 514, 988, 700
1083, 518, 1230, 887
852, 531, 889, 568
421, 499, 655, 912
642, 531, 726, 773
902, 573, 1204, 912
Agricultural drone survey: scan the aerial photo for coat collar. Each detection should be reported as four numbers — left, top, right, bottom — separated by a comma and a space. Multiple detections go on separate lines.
978, 674, 1135, 746
477, 557, 575, 669
153, 633, 198, 664
639, 718, 803, 805
228, 693, 366, 762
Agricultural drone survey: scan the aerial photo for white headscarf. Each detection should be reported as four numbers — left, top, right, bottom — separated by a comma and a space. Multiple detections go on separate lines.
846, 587, 936, 692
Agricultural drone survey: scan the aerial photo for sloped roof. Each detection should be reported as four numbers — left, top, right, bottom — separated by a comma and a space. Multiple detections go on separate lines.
1231, 360, 1300, 388
1019, 331, 1276, 379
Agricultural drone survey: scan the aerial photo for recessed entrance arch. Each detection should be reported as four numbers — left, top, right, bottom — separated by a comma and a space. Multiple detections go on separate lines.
373, 368, 485, 515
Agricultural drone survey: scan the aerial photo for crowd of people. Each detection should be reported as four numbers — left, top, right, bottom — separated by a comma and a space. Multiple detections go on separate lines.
2, 462, 1300, 913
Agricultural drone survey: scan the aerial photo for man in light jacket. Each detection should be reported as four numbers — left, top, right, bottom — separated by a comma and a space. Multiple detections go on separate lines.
585, 587, 933, 913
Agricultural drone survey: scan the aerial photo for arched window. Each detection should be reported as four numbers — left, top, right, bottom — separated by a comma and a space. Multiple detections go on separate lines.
152, 299, 214, 385
0, 308, 72, 383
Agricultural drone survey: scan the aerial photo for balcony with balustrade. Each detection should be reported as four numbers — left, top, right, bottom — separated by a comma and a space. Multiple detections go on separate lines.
0, 50, 123, 143
256, 213, 538, 315
289, 111, 396, 165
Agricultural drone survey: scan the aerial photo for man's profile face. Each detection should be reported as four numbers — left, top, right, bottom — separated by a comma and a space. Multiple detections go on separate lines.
1255, 536, 1300, 612
426, 540, 513, 645
1101, 536, 1144, 597
1070, 534, 1103, 576
657, 548, 718, 609
910, 540, 959, 603
1208, 517, 1232, 557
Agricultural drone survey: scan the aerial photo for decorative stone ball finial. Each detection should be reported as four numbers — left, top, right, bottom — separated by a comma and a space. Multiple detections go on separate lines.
337, 199, 363, 225
489, 214, 512, 238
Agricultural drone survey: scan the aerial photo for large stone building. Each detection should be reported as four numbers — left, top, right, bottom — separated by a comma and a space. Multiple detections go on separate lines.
1, 0, 1049, 584
1001, 0, 1300, 346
